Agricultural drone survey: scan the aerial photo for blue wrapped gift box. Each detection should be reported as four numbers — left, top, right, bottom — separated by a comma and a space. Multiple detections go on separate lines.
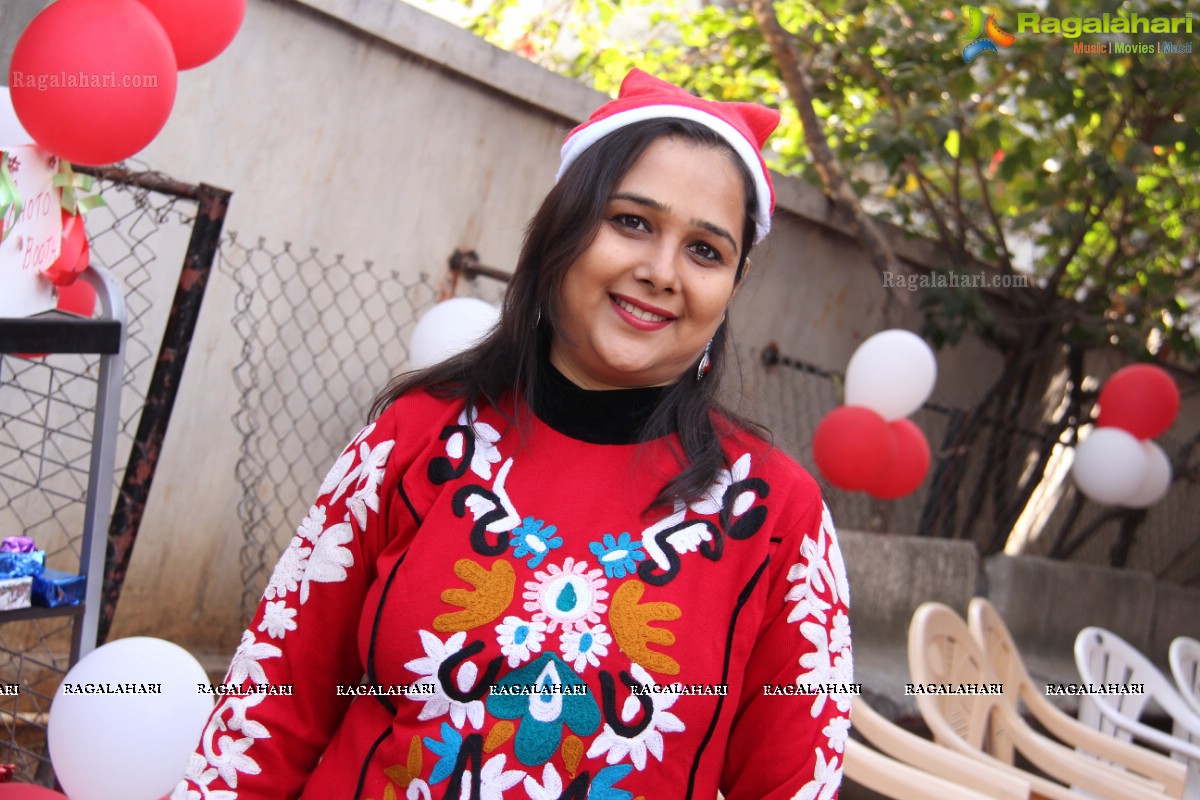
0, 550, 45, 580
31, 568, 85, 607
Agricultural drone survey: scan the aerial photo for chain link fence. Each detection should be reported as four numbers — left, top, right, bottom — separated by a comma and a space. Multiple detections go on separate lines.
0, 165, 218, 783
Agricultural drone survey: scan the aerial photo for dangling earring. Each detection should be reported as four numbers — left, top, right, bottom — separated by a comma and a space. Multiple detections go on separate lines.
533, 305, 542, 330
696, 339, 713, 382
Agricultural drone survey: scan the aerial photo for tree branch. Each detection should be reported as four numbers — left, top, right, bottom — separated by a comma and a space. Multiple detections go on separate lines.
747, 0, 903, 278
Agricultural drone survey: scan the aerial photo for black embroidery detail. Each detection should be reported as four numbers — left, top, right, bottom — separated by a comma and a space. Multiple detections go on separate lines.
366, 551, 408, 715
351, 725, 393, 800
686, 555, 771, 796
438, 639, 503, 703
446, 732, 484, 799
722, 477, 770, 540
557, 773, 591, 799
397, 481, 422, 526
428, 424, 474, 484
598, 669, 654, 738
637, 519, 720, 586
451, 485, 511, 556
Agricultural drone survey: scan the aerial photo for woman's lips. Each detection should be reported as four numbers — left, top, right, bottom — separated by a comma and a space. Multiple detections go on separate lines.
610, 294, 675, 331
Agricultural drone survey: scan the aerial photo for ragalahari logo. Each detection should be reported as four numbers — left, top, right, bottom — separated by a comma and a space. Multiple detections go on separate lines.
961, 5, 1016, 62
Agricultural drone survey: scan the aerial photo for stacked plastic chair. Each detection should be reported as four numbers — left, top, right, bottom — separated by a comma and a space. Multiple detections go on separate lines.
1075, 627, 1200, 798
1169, 636, 1200, 718
908, 602, 1180, 799
969, 598, 1186, 797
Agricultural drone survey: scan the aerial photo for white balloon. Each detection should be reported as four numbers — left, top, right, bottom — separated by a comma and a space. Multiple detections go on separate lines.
0, 86, 34, 146
1122, 440, 1172, 508
48, 637, 214, 800
1071, 427, 1148, 506
844, 329, 938, 421
408, 297, 500, 370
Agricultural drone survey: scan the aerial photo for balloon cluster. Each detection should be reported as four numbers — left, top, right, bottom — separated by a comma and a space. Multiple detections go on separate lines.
812, 330, 938, 499
8, 0, 246, 166
1071, 364, 1179, 507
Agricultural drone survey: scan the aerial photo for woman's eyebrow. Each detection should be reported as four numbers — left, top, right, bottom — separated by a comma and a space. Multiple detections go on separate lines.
610, 192, 739, 255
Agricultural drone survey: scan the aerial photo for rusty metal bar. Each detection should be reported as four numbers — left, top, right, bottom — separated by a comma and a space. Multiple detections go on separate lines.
98, 182, 232, 644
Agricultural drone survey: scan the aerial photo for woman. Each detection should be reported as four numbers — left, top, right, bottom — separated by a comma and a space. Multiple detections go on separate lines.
175, 69, 851, 800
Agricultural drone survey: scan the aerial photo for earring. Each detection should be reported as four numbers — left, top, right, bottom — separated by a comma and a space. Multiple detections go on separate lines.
696, 339, 713, 382
533, 305, 542, 330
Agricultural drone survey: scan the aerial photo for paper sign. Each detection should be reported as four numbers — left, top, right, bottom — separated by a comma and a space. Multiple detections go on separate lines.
0, 144, 62, 318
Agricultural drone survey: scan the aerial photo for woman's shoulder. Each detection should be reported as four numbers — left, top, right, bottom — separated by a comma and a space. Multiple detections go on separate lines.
715, 413, 822, 499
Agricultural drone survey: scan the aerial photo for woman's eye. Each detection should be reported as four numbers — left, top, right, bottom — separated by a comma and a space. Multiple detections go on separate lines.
691, 242, 723, 263
613, 214, 648, 232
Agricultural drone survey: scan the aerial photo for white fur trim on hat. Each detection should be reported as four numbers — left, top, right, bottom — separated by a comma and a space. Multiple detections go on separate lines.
557, 104, 773, 243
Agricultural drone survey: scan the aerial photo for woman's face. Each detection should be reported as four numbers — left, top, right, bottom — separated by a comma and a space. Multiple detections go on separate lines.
549, 136, 747, 390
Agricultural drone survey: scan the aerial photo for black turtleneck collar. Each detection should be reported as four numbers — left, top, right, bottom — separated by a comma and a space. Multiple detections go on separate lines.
532, 361, 669, 445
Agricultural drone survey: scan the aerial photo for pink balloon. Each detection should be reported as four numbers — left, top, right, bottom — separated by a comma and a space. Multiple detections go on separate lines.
136, 0, 246, 70
9, 0, 177, 165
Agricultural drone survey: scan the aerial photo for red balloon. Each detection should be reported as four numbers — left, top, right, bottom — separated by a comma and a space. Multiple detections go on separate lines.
0, 785, 69, 799
137, 0, 246, 70
9, 0, 177, 165
866, 419, 932, 499
56, 272, 97, 317
1096, 364, 1180, 440
812, 406, 897, 492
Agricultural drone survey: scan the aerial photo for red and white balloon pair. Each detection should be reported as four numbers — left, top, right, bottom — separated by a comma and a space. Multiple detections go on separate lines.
1071, 364, 1179, 507
812, 330, 937, 499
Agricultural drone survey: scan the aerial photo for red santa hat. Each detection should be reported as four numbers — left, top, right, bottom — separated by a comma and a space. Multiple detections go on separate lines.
557, 68, 781, 243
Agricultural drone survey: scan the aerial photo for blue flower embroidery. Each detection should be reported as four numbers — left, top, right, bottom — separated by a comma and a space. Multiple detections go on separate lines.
510, 516, 563, 568
486, 653, 601, 766
590, 764, 635, 800
588, 532, 646, 579
424, 722, 463, 785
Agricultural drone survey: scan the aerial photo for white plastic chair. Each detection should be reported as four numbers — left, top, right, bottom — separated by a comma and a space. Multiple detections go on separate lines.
908, 602, 1176, 800
1075, 626, 1200, 798
969, 598, 1186, 797
1170, 636, 1200, 718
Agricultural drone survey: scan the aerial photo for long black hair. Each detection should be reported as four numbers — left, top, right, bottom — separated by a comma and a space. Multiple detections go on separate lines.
370, 118, 768, 511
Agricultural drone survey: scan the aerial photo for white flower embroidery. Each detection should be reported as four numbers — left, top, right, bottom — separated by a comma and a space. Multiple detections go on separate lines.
257, 600, 297, 639
560, 623, 612, 672
495, 615, 547, 668
829, 610, 851, 655
822, 502, 851, 605
795, 747, 841, 800
689, 453, 752, 515
404, 630, 486, 729
346, 439, 394, 530
295, 504, 326, 545
318, 422, 374, 499
262, 536, 310, 601
300, 519, 354, 604
188, 693, 270, 795
523, 762, 564, 800
824, 715, 851, 754
586, 663, 685, 770
462, 753, 526, 800
447, 407, 502, 480
226, 631, 281, 687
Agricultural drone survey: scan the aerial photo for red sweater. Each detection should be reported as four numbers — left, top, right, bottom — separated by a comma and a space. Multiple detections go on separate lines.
174, 386, 851, 800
